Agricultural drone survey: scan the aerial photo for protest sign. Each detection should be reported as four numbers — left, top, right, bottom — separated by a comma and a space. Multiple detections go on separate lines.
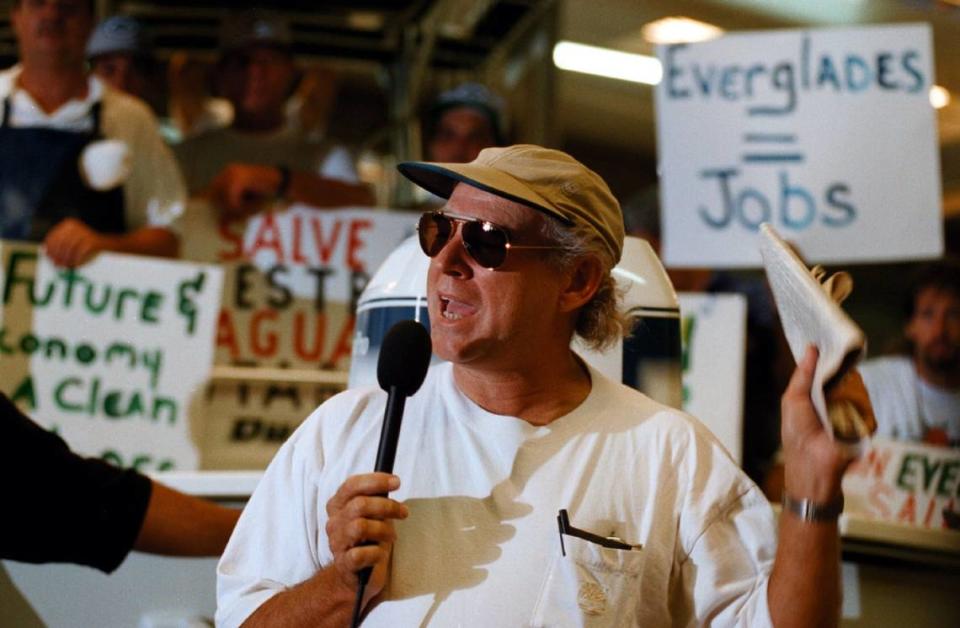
179, 201, 416, 467
0, 242, 223, 471
678, 292, 747, 462
844, 438, 959, 530
656, 24, 941, 267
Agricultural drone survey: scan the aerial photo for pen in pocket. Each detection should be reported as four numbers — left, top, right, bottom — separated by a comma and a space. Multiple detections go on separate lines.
557, 509, 642, 555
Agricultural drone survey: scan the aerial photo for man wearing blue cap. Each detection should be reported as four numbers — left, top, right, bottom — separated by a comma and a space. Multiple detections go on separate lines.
86, 14, 157, 108
218, 145, 861, 627
426, 82, 506, 165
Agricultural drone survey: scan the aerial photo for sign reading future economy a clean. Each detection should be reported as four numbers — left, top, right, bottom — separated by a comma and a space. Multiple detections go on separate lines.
656, 24, 942, 267
0, 244, 223, 471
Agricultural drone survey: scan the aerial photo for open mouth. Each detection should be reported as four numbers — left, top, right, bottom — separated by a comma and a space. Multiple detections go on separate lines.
439, 296, 475, 321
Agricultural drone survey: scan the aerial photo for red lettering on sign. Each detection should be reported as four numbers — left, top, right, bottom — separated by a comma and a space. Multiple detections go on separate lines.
250, 214, 284, 262
312, 219, 342, 264
250, 309, 279, 357
216, 308, 240, 359
922, 497, 938, 527
848, 447, 892, 480
293, 311, 326, 361
347, 219, 372, 271
325, 315, 355, 369
291, 215, 307, 264
868, 481, 895, 519
218, 219, 245, 261
896, 493, 917, 524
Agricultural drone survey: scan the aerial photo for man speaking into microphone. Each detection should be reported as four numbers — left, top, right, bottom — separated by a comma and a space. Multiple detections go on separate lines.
217, 145, 858, 627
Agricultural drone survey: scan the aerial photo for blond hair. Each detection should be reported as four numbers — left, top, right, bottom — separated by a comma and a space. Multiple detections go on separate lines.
541, 216, 627, 351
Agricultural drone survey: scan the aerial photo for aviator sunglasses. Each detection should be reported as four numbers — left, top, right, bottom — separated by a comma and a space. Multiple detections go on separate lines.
417, 210, 563, 270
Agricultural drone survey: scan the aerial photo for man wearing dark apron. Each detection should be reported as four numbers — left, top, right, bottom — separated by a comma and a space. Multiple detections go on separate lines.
1, 0, 181, 268
0, 97, 126, 243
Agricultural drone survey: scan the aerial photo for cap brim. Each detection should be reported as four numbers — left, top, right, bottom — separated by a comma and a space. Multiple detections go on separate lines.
397, 161, 573, 226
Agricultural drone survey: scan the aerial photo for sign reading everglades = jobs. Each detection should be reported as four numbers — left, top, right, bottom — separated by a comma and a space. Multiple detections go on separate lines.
656, 24, 942, 267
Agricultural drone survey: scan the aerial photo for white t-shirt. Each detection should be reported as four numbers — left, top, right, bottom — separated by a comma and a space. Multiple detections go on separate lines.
0, 65, 186, 233
859, 355, 960, 446
217, 362, 775, 627
174, 125, 359, 195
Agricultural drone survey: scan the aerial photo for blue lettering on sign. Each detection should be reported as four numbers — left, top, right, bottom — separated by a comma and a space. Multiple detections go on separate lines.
665, 44, 691, 99
697, 167, 857, 232
667, 31, 918, 237
845, 54, 872, 92
901, 50, 925, 93
698, 168, 739, 228
663, 33, 928, 113
816, 55, 842, 90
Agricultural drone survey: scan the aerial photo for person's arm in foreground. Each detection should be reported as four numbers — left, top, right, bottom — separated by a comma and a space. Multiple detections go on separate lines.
135, 481, 241, 556
43, 218, 179, 267
768, 346, 855, 628
241, 472, 408, 627
208, 163, 375, 220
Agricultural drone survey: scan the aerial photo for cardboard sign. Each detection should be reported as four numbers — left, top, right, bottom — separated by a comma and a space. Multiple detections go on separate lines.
844, 438, 960, 530
179, 202, 416, 467
678, 292, 747, 462
181, 202, 417, 369
199, 379, 342, 469
656, 24, 941, 267
0, 242, 223, 471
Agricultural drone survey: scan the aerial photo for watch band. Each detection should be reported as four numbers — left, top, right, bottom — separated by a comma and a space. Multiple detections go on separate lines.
782, 492, 844, 522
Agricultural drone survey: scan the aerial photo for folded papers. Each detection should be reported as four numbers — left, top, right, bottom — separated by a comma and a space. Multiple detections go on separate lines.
759, 224, 869, 443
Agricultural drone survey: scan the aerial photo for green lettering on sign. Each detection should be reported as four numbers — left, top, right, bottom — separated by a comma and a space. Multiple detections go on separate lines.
11, 375, 36, 410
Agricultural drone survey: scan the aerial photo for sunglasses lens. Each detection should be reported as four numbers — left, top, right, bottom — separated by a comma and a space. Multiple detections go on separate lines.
418, 212, 452, 257
462, 220, 508, 269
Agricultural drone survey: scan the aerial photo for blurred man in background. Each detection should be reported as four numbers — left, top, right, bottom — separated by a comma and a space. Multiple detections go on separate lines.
0, 0, 184, 268
859, 261, 960, 447
86, 14, 158, 109
175, 10, 373, 219
424, 82, 505, 164
409, 82, 506, 209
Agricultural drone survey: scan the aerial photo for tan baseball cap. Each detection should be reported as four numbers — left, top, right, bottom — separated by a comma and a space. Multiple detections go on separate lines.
398, 144, 625, 263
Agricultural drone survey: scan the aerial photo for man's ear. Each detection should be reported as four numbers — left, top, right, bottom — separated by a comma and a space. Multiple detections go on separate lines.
558, 255, 605, 314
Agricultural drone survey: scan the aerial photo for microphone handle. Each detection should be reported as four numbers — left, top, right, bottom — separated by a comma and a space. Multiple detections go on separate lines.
374, 386, 405, 474
358, 385, 406, 588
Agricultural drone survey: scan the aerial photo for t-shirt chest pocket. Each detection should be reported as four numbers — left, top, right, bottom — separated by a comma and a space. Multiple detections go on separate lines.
530, 533, 645, 627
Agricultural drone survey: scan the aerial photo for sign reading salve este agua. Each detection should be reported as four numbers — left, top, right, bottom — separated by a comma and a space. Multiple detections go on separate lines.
177, 202, 416, 468
0, 242, 223, 471
656, 24, 942, 268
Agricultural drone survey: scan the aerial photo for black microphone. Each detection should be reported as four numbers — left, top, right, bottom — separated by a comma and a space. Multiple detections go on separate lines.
372, 319, 432, 477
351, 320, 431, 627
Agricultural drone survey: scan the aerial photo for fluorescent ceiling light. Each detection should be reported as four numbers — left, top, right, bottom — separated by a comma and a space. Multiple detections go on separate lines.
930, 85, 951, 109
553, 41, 662, 85
642, 17, 724, 44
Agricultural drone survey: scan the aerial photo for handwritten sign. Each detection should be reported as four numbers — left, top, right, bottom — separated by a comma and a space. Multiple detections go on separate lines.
0, 242, 223, 471
656, 24, 941, 267
179, 202, 415, 467
844, 438, 959, 530
181, 203, 416, 368
678, 293, 747, 462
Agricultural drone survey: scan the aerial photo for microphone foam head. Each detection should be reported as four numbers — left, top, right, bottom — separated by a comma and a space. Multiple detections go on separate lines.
377, 320, 432, 396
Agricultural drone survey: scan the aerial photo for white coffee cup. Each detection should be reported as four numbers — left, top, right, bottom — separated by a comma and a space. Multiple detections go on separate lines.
79, 139, 131, 191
